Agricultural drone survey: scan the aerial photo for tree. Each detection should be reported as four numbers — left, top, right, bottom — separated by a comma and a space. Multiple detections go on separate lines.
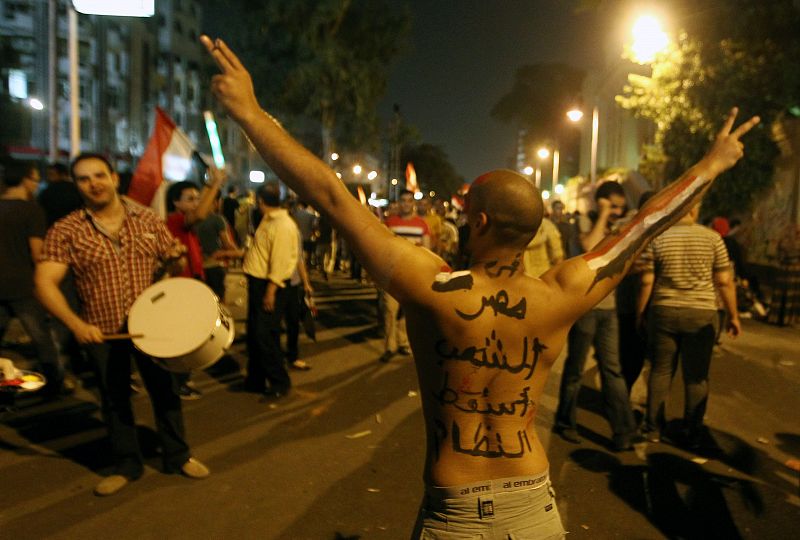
205, 0, 410, 158
617, 0, 800, 217
491, 63, 585, 173
400, 143, 463, 199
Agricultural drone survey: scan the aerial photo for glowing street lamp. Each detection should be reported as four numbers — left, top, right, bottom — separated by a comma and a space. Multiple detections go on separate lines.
566, 109, 584, 123
523, 165, 534, 176
28, 98, 45, 111
391, 178, 398, 185
330, 152, 339, 161
536, 147, 550, 160
631, 15, 669, 64
352, 164, 362, 175
367, 170, 378, 180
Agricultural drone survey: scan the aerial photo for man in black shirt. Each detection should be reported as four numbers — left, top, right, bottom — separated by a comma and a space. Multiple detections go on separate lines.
0, 159, 65, 395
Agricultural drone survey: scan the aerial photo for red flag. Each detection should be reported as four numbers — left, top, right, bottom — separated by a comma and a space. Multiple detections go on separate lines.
128, 108, 195, 216
405, 161, 418, 193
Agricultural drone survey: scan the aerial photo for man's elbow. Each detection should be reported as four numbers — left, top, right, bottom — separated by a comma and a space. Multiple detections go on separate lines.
714, 271, 733, 288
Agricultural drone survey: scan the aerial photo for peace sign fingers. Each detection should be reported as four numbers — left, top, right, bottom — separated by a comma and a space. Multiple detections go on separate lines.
200, 35, 262, 125
731, 114, 761, 140
717, 107, 739, 137
201, 35, 232, 73
214, 38, 246, 72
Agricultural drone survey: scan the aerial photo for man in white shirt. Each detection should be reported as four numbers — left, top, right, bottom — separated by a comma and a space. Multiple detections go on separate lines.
242, 183, 299, 398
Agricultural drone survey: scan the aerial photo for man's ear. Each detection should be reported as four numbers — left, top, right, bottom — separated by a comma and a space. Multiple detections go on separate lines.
474, 211, 490, 235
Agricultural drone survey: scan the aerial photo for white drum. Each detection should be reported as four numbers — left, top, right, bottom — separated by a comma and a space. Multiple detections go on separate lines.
128, 278, 235, 373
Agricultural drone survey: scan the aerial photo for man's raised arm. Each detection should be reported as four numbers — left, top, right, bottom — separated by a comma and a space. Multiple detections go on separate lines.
200, 36, 441, 302
545, 107, 760, 318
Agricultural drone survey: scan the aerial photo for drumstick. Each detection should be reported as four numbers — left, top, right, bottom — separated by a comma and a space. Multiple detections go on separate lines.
103, 333, 144, 340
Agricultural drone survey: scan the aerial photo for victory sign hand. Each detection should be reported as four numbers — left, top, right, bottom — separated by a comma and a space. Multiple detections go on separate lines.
703, 107, 760, 177
200, 35, 261, 125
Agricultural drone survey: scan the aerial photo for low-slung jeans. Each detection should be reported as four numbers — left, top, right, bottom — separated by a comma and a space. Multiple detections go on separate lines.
645, 306, 718, 439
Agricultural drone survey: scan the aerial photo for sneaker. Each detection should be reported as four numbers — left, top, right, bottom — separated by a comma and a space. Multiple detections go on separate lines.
177, 384, 202, 400
554, 426, 582, 444
94, 475, 129, 496
379, 351, 395, 363
397, 346, 411, 356
180, 458, 210, 479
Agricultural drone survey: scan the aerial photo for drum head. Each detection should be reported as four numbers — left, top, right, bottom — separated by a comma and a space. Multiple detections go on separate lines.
128, 278, 220, 358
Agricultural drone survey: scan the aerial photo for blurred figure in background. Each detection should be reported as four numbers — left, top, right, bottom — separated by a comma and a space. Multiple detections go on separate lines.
1, 158, 67, 396
522, 215, 563, 277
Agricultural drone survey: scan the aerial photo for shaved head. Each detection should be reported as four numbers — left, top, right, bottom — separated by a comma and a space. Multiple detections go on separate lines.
467, 169, 544, 249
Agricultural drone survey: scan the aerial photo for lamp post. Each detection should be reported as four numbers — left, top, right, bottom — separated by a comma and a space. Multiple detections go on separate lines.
67, 1, 155, 157
564, 14, 668, 187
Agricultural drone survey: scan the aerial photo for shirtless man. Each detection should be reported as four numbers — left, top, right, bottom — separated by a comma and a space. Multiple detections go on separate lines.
201, 35, 759, 538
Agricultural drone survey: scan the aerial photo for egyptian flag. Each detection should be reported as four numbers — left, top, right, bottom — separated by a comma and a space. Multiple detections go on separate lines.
128, 107, 195, 217
405, 161, 419, 193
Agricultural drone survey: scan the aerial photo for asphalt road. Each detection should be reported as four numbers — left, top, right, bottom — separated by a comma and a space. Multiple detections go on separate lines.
1, 272, 799, 539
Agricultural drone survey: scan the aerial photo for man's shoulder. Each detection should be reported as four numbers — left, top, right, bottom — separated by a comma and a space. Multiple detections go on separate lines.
49, 208, 88, 232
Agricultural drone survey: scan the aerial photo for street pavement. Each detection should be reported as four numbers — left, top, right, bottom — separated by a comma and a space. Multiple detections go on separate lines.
1, 270, 799, 539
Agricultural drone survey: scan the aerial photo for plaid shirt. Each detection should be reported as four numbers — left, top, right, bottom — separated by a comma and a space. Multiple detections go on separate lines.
42, 199, 178, 333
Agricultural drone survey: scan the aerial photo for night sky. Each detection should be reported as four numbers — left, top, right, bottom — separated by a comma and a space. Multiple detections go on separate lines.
201, 1, 603, 182
380, 1, 602, 181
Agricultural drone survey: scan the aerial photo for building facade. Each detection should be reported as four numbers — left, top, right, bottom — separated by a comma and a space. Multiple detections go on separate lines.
0, 0, 254, 183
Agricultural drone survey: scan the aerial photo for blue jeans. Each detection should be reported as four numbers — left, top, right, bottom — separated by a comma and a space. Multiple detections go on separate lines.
555, 309, 637, 443
645, 306, 718, 438
0, 296, 64, 387
84, 339, 189, 478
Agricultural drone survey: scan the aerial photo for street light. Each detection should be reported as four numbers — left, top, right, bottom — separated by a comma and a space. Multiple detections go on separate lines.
567, 105, 599, 185
523, 165, 534, 176
537, 147, 550, 160
367, 170, 378, 180
331, 152, 339, 161
352, 164, 362, 175
566, 108, 584, 123
631, 15, 669, 64
28, 98, 45, 111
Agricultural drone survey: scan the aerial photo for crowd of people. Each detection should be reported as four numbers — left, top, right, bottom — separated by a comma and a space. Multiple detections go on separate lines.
0, 31, 795, 536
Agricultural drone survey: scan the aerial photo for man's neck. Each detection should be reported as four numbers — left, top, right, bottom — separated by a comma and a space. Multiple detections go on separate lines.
1, 186, 30, 200
88, 197, 124, 221
470, 248, 524, 276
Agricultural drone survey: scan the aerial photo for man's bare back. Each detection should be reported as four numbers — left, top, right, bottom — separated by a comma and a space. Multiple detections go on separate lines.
408, 256, 571, 486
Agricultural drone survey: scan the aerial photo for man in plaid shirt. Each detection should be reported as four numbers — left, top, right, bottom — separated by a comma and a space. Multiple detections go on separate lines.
35, 154, 210, 496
